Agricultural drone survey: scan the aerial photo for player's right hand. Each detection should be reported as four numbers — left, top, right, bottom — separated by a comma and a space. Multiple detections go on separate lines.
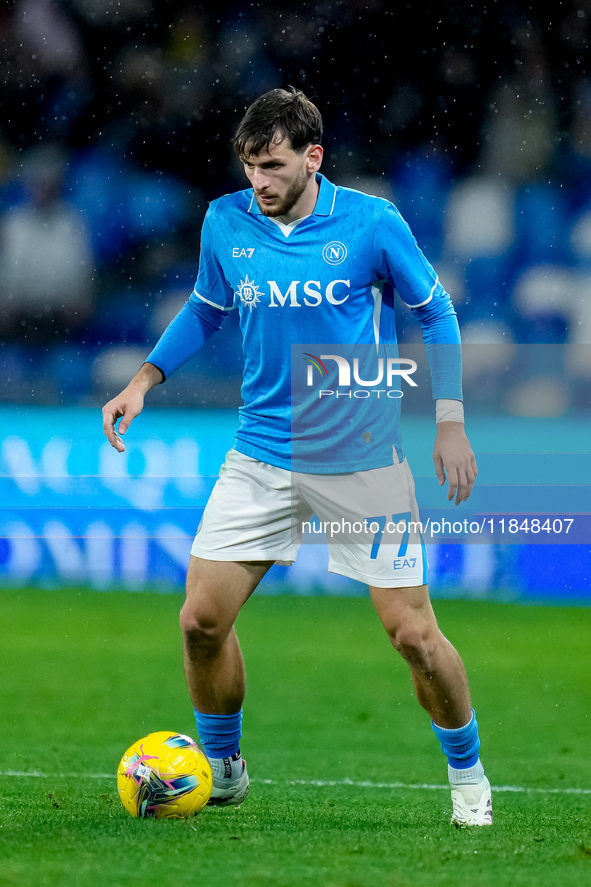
101, 362, 164, 452
102, 387, 145, 453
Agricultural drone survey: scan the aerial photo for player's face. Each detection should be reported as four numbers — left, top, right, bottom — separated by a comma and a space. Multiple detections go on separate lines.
242, 136, 323, 223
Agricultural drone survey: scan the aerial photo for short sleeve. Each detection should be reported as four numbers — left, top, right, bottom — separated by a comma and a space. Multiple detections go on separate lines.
372, 203, 440, 308
194, 211, 235, 310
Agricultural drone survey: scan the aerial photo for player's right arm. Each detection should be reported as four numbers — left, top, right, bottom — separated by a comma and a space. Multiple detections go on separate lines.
102, 207, 235, 452
102, 362, 164, 452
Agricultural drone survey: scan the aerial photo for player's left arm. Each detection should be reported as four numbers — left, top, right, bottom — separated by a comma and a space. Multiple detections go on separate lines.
411, 295, 478, 504
373, 204, 477, 503
432, 408, 478, 505
411, 293, 478, 505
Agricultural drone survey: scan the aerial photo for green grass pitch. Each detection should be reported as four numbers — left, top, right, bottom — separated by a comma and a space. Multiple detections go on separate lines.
0, 588, 590, 887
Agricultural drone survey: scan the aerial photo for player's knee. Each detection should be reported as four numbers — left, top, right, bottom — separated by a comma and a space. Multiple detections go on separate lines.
179, 601, 226, 658
389, 621, 437, 671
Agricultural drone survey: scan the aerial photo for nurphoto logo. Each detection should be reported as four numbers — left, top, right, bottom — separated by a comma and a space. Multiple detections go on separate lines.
303, 352, 418, 398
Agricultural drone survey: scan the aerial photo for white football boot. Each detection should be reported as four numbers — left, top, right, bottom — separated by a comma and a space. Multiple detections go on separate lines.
450, 774, 493, 827
207, 752, 250, 808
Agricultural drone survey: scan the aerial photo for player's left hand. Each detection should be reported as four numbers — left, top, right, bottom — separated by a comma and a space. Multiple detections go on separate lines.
433, 422, 478, 505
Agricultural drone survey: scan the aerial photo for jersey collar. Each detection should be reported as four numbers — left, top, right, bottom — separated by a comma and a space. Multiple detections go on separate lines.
313, 173, 337, 215
247, 173, 337, 217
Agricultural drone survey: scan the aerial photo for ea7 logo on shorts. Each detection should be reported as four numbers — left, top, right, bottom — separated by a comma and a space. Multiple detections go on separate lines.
322, 241, 347, 265
393, 557, 417, 570
232, 247, 255, 258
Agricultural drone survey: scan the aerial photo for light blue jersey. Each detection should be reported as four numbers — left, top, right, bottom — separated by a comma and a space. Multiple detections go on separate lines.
147, 173, 461, 472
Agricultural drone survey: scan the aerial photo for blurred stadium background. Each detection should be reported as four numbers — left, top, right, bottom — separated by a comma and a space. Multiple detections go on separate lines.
0, 0, 590, 600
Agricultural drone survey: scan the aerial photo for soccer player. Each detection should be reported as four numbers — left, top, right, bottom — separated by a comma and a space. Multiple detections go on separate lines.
102, 88, 492, 827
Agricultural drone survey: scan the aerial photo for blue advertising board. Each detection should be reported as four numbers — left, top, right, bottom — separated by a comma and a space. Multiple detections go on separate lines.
1, 406, 589, 601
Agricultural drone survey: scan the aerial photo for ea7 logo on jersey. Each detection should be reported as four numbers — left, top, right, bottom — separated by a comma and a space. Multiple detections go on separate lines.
232, 247, 255, 258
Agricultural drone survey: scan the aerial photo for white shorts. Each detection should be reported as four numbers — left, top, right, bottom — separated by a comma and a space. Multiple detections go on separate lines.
191, 449, 427, 588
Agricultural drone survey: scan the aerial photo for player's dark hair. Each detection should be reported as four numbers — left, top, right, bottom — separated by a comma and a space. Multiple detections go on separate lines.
233, 87, 323, 158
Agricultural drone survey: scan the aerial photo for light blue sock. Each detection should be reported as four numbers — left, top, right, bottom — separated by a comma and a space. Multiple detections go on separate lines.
431, 708, 481, 769
193, 709, 242, 759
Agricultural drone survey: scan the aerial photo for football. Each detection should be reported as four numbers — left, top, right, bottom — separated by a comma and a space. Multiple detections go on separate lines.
117, 731, 212, 819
